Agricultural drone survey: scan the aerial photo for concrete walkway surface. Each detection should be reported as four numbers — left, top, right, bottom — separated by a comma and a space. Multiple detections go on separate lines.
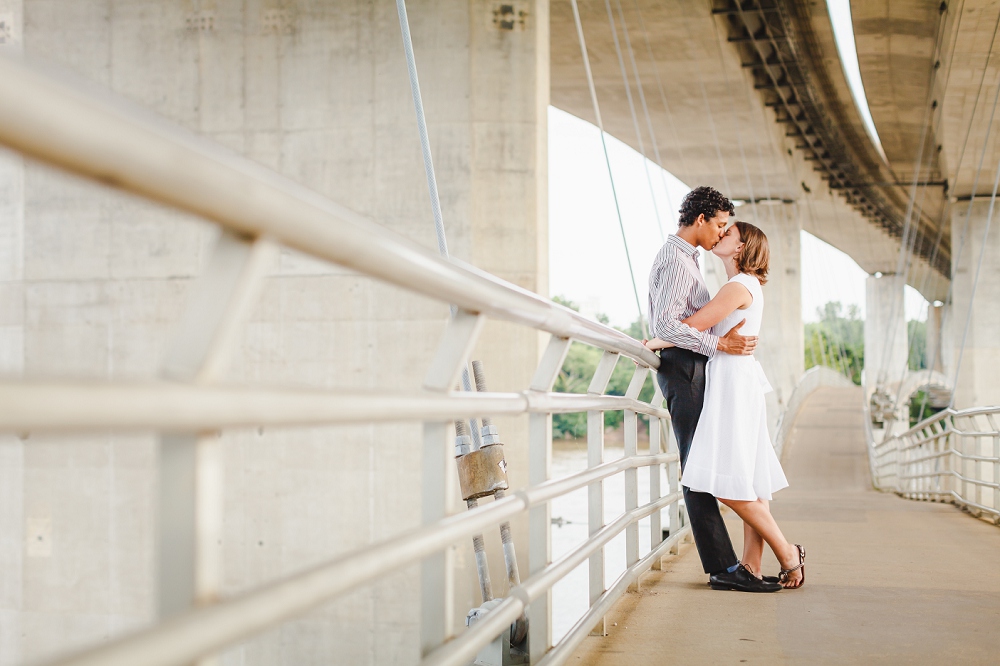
569, 387, 1000, 665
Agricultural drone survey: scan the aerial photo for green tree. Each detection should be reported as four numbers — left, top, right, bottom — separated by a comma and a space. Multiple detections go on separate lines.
907, 320, 926, 371
804, 302, 864, 385
550, 297, 655, 438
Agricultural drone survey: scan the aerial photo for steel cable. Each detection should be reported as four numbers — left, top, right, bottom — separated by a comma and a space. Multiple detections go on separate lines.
606, 0, 666, 242
570, 0, 648, 338
394, 0, 481, 445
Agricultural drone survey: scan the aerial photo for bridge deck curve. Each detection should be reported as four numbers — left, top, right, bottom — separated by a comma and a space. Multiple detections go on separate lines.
570, 386, 1000, 664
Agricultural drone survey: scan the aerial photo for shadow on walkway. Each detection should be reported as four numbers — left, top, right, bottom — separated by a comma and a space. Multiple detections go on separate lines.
570, 387, 1000, 665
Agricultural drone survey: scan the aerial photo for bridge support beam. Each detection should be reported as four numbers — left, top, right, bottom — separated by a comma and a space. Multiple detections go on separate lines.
949, 201, 1000, 408
925, 302, 946, 373
865, 273, 908, 394
752, 205, 803, 435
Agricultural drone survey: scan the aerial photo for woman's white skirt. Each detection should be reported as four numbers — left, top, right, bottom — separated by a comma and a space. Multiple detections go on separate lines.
680, 355, 788, 501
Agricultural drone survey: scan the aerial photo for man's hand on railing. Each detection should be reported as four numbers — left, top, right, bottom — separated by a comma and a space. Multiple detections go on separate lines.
717, 319, 757, 356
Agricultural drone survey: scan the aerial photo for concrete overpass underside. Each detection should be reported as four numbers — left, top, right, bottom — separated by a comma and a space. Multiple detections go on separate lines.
551, 0, 952, 302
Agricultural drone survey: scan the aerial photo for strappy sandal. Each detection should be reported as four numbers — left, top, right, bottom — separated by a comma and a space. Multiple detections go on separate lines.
778, 544, 806, 589
742, 563, 780, 584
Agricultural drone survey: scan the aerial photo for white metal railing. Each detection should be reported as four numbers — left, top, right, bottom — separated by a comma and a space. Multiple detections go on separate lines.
0, 51, 690, 665
868, 403, 1000, 525
772, 366, 855, 458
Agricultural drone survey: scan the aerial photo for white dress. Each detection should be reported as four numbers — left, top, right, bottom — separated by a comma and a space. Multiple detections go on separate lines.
680, 273, 788, 501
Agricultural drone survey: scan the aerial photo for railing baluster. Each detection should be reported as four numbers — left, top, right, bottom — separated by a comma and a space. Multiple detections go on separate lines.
666, 412, 682, 555
585, 351, 619, 637
157, 231, 274, 631
624, 366, 648, 591
648, 384, 664, 570
988, 414, 1000, 519
528, 335, 572, 664
155, 231, 274, 666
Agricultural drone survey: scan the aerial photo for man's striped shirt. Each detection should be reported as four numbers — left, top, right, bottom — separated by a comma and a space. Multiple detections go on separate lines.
647, 235, 719, 358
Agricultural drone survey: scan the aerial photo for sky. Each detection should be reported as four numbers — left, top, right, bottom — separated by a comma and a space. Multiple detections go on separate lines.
547, 106, 928, 328
826, 0, 888, 163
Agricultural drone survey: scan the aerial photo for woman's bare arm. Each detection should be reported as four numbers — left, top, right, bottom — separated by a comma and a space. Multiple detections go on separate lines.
682, 282, 753, 332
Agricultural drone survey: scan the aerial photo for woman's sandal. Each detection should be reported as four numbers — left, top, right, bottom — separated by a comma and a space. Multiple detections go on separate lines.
778, 544, 806, 588
742, 563, 780, 584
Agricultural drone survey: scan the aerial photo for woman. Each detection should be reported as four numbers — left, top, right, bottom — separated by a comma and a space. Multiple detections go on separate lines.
644, 221, 805, 589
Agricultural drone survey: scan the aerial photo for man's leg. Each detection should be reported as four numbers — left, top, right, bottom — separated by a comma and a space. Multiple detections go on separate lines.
657, 349, 737, 575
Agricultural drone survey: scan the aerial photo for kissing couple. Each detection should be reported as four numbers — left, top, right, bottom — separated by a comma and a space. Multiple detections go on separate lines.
645, 186, 805, 592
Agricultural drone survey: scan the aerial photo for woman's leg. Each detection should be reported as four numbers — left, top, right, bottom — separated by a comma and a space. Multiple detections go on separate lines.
719, 497, 803, 588
741, 521, 765, 577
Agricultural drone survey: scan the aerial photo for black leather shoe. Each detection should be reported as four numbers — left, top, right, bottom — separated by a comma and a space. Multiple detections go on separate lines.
709, 564, 782, 592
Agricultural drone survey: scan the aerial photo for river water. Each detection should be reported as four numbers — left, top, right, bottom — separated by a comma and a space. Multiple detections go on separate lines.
549, 436, 674, 642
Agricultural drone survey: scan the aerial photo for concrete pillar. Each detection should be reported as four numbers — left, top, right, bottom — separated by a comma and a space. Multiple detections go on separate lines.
949, 201, 1000, 408
4, 0, 548, 662
864, 273, 908, 393
0, 4, 24, 664
754, 204, 803, 435
925, 302, 944, 373
702, 205, 801, 436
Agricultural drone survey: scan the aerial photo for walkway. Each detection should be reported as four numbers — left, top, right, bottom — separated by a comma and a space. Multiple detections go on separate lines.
570, 387, 1000, 664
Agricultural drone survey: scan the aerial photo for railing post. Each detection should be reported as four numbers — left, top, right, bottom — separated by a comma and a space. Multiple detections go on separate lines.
624, 366, 648, 591
420, 308, 485, 656
988, 414, 1000, 520
585, 350, 619, 636
666, 410, 681, 554
528, 335, 571, 664
648, 384, 664, 570
156, 231, 275, 643
974, 415, 984, 509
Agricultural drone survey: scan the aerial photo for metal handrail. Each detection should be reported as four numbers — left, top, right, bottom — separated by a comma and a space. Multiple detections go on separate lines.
0, 52, 658, 371
867, 403, 1000, 524
0, 50, 689, 665
0, 382, 671, 432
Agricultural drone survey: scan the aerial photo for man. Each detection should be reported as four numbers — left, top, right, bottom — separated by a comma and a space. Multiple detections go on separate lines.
649, 186, 781, 593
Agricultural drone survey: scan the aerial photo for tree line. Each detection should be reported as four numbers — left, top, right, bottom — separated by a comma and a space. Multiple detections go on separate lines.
551, 296, 928, 438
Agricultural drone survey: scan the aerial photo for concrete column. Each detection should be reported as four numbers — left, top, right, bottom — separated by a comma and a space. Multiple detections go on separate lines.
864, 273, 908, 393
7, 0, 548, 662
753, 204, 803, 435
701, 205, 802, 436
0, 4, 24, 665
925, 302, 944, 373
949, 201, 1000, 408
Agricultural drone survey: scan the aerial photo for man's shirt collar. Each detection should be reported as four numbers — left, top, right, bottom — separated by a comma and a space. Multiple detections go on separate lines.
668, 234, 699, 259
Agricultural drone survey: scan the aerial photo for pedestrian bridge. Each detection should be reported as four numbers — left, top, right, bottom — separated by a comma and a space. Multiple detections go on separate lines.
574, 386, 1000, 664
2, 48, 1000, 665
2, 1, 1000, 665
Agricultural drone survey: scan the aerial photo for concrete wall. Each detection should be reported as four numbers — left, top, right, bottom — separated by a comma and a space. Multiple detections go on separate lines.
702, 203, 803, 438
949, 200, 1000, 408
0, 1, 548, 663
864, 273, 908, 396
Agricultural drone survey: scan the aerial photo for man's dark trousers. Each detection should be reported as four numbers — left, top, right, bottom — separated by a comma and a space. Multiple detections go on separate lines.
656, 347, 738, 574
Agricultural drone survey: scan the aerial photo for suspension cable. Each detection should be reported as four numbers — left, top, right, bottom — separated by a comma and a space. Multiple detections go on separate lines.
874, 3, 951, 389
920, 8, 1000, 405
394, 0, 481, 444
570, 0, 648, 338
630, 0, 689, 217
606, 0, 665, 242
708, 12, 756, 209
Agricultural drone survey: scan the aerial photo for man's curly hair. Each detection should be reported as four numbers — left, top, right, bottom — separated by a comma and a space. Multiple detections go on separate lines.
677, 186, 735, 227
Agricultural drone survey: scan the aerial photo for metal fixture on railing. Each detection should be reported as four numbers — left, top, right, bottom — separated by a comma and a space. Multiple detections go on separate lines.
454, 359, 528, 665
0, 51, 690, 666
867, 403, 1000, 525
470, 360, 528, 657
